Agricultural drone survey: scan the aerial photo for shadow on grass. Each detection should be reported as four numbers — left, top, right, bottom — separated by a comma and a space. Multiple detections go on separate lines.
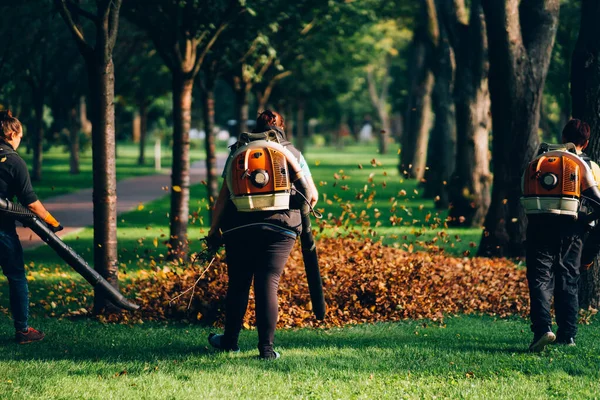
0, 315, 595, 379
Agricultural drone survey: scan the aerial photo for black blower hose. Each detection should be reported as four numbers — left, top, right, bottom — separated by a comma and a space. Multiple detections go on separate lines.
0, 198, 139, 311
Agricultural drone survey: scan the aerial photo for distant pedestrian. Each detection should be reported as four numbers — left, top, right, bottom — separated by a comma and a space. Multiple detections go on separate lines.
0, 110, 63, 344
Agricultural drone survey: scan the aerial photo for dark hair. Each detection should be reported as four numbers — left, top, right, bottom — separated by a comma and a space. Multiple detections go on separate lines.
255, 109, 285, 132
562, 119, 591, 146
0, 110, 22, 141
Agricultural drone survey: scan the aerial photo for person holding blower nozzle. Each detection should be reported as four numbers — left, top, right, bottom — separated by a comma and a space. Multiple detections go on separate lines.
522, 119, 600, 352
207, 110, 318, 360
0, 110, 63, 344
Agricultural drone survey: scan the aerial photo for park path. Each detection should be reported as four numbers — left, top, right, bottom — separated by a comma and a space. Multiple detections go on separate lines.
18, 156, 227, 250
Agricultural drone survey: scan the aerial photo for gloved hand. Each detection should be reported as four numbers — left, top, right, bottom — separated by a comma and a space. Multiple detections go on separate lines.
44, 213, 63, 233
49, 224, 64, 233
206, 227, 223, 253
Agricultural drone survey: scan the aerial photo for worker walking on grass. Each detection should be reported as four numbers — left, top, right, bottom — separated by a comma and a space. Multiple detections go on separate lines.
521, 119, 600, 352
0, 110, 63, 344
207, 110, 319, 360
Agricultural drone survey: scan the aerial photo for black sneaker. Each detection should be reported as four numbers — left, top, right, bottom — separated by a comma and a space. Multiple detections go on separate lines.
208, 333, 240, 352
15, 327, 45, 344
555, 336, 576, 347
529, 331, 556, 352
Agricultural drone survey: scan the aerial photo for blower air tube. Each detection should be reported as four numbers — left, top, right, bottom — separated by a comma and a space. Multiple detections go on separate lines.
276, 145, 326, 320
0, 198, 139, 311
298, 190, 326, 320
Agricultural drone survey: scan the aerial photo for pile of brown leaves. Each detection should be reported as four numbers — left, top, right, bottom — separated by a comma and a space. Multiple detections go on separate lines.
105, 236, 528, 327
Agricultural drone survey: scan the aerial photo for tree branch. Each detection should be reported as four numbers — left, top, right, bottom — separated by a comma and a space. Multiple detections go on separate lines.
366, 66, 381, 108
380, 55, 391, 103
239, 36, 261, 64
107, 0, 123, 51
53, 0, 93, 57
66, 0, 99, 23
257, 56, 274, 81
519, 0, 560, 66
192, 22, 229, 77
481, 0, 522, 76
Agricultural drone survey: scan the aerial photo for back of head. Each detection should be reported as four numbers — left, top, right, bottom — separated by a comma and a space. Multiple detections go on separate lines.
0, 110, 22, 142
562, 119, 591, 147
254, 110, 285, 133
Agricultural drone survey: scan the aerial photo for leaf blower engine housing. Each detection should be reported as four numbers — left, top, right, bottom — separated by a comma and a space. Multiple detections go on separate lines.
521, 142, 599, 218
226, 132, 306, 211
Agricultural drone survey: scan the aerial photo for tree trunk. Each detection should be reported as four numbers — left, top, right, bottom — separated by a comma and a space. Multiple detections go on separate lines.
168, 74, 193, 261
447, 0, 492, 228
296, 99, 306, 153
132, 109, 141, 143
31, 89, 44, 182
203, 79, 219, 212
423, 8, 456, 206
571, 0, 600, 308
138, 102, 147, 165
366, 60, 392, 155
80, 96, 92, 135
285, 103, 294, 141
400, 1, 436, 179
409, 77, 433, 182
478, 0, 559, 257
235, 88, 249, 137
69, 104, 80, 175
88, 59, 119, 314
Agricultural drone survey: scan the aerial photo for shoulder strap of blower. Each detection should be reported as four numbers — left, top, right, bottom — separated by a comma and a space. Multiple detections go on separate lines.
234, 129, 301, 164
0, 143, 17, 158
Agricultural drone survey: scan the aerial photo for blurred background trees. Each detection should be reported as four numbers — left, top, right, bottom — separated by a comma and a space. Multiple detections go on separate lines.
0, 1, 589, 265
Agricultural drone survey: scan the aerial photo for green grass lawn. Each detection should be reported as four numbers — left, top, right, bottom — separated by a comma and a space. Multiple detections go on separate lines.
0, 316, 598, 399
1, 142, 585, 398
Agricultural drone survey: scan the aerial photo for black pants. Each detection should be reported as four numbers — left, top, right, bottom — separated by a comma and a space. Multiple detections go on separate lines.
222, 229, 296, 355
526, 217, 584, 338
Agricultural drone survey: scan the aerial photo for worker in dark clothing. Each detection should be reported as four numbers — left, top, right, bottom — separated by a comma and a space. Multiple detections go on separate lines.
0, 110, 63, 344
207, 110, 318, 360
522, 119, 600, 352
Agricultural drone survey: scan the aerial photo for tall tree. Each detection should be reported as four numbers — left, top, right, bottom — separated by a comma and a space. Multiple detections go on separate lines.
445, 0, 492, 227
399, 0, 437, 180
478, 0, 559, 257
422, 0, 456, 206
571, 0, 600, 308
54, 0, 123, 313
124, 0, 239, 260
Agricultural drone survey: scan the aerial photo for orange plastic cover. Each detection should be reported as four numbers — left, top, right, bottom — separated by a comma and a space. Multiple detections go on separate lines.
522, 152, 596, 198
229, 147, 290, 196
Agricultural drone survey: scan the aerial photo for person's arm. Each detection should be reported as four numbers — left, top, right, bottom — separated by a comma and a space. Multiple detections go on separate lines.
298, 153, 318, 207
13, 157, 63, 232
28, 200, 63, 232
208, 181, 230, 239
307, 175, 318, 208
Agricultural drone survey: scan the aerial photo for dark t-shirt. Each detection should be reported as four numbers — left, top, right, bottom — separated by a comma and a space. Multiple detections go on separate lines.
0, 141, 38, 231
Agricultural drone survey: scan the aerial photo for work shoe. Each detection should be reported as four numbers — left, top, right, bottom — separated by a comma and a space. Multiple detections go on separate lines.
529, 331, 556, 352
15, 327, 45, 344
555, 336, 576, 347
259, 350, 280, 360
208, 333, 240, 352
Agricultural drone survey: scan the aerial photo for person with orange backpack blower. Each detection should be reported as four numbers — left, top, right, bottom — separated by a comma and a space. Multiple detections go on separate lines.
521, 119, 600, 352
206, 110, 321, 360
